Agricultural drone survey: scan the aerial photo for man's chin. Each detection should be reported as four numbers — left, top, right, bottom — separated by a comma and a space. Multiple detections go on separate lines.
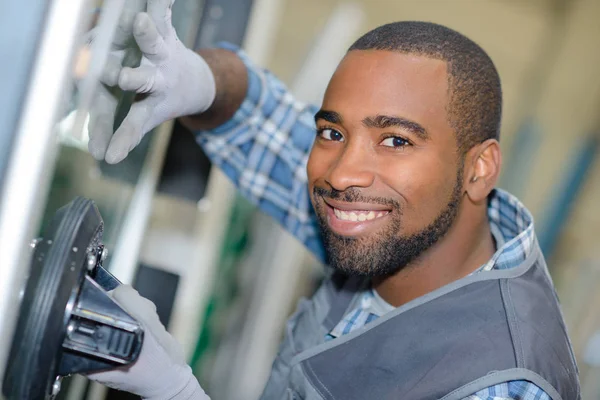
324, 244, 403, 278
327, 259, 403, 278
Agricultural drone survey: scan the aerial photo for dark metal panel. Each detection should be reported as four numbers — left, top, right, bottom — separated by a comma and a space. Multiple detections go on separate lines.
133, 264, 180, 329
157, 0, 255, 202
194, 0, 255, 49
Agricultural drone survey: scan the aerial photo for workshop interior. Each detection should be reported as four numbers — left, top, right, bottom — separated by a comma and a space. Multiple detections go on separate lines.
1, 0, 599, 399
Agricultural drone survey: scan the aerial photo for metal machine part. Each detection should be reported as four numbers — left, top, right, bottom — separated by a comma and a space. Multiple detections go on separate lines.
2, 197, 144, 400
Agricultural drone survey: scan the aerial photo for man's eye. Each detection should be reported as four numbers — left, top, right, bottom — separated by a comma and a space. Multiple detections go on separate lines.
381, 136, 410, 148
318, 128, 344, 142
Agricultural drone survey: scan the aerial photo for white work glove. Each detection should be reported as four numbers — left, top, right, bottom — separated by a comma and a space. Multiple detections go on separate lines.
88, 0, 216, 164
87, 285, 210, 400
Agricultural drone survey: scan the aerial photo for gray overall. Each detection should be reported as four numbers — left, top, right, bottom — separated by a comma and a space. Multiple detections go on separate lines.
261, 241, 580, 399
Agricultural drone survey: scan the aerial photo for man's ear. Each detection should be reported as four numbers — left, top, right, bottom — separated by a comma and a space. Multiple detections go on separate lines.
464, 139, 502, 203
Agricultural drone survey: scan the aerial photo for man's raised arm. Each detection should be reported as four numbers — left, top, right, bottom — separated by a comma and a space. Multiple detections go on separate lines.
88, 4, 325, 262
186, 42, 325, 263
178, 48, 247, 131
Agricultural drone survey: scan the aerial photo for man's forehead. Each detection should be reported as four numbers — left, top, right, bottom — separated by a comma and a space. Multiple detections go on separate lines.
330, 50, 448, 93
322, 50, 451, 131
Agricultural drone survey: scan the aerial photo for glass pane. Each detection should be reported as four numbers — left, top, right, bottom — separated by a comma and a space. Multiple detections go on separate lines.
39, 1, 149, 252
40, 0, 205, 253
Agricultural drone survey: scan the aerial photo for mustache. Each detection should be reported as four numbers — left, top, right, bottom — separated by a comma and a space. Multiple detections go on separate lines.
313, 186, 400, 209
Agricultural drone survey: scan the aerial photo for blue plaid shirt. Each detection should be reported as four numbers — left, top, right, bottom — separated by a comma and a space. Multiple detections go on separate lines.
195, 43, 551, 400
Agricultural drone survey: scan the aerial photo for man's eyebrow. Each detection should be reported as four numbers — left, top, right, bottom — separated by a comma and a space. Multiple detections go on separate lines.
362, 115, 430, 140
314, 110, 343, 124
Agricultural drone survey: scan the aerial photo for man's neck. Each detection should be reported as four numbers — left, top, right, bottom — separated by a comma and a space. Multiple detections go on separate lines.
372, 204, 496, 307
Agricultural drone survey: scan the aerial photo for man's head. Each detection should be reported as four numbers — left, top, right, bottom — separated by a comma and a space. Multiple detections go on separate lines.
307, 21, 502, 277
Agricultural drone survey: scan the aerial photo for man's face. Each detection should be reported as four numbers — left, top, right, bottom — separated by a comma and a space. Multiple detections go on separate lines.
307, 50, 464, 277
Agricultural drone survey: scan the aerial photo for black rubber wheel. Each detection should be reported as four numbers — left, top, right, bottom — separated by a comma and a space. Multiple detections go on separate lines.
2, 197, 103, 400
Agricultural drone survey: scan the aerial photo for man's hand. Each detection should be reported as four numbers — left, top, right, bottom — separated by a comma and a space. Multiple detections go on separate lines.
88, 0, 216, 164
87, 285, 210, 400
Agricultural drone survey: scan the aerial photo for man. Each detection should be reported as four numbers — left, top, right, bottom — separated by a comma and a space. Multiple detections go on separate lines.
88, 2, 580, 399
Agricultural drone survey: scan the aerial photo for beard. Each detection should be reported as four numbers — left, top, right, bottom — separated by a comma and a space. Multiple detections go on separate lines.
313, 171, 463, 278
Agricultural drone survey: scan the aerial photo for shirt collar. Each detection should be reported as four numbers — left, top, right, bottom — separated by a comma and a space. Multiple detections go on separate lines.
480, 188, 536, 271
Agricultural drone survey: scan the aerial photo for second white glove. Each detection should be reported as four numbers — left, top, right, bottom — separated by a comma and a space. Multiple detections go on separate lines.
86, 285, 210, 400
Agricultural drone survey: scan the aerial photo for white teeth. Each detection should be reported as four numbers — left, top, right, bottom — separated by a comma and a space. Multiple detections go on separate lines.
333, 208, 388, 222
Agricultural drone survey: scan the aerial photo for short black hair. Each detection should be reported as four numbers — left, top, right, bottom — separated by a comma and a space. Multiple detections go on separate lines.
349, 21, 502, 153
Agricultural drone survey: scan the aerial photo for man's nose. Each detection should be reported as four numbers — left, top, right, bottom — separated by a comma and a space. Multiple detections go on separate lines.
324, 143, 376, 191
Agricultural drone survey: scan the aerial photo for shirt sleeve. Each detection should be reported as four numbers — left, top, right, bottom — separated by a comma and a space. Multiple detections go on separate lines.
463, 380, 552, 400
194, 42, 326, 263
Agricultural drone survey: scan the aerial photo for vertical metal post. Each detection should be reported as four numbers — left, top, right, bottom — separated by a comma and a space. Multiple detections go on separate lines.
0, 1, 50, 190
0, 0, 89, 389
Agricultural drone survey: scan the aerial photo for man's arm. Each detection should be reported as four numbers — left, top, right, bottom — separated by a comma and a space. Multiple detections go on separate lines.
87, 4, 325, 261
179, 48, 248, 131
186, 43, 326, 263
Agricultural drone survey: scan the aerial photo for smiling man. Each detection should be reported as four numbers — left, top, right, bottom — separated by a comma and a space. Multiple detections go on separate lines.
303, 30, 509, 311
87, 6, 580, 399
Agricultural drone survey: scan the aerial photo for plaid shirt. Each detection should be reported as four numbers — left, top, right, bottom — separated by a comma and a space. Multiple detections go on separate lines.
196, 43, 550, 400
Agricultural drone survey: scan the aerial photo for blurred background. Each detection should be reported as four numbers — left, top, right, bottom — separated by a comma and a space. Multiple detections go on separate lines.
1, 0, 599, 399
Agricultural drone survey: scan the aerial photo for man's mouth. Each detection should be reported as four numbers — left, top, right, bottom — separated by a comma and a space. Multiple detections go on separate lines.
322, 198, 392, 236
332, 208, 389, 222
